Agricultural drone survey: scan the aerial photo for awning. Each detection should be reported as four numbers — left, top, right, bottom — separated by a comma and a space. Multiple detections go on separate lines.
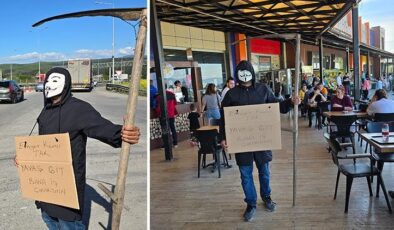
155, 0, 356, 39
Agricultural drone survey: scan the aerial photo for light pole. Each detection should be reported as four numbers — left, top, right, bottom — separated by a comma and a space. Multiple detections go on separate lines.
95, 0, 115, 83
31, 27, 48, 76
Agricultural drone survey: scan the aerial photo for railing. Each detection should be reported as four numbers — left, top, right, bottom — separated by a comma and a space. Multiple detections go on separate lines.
106, 83, 146, 96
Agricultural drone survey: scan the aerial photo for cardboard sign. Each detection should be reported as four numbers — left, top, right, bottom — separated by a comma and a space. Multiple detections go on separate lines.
224, 103, 282, 153
15, 133, 79, 209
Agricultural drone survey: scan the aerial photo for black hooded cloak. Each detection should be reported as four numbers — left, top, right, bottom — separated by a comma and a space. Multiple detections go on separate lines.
36, 67, 122, 221
220, 60, 292, 166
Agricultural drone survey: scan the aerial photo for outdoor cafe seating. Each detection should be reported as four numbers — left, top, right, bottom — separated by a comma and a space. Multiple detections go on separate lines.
325, 136, 392, 213
195, 129, 222, 178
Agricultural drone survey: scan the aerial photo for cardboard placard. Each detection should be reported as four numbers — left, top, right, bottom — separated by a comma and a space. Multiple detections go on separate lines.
15, 133, 79, 209
224, 103, 282, 153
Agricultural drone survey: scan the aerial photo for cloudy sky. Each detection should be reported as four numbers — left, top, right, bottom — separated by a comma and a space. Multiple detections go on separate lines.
0, 0, 145, 64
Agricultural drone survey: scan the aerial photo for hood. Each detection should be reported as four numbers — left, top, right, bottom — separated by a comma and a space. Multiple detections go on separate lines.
235, 60, 256, 86
43, 67, 72, 107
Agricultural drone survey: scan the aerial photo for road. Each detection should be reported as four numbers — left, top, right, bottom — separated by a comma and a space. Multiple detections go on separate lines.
0, 87, 147, 230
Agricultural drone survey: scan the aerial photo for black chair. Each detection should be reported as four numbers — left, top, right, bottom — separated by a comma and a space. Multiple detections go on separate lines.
329, 115, 358, 159
374, 113, 394, 122
325, 136, 392, 213
205, 118, 232, 165
195, 129, 221, 178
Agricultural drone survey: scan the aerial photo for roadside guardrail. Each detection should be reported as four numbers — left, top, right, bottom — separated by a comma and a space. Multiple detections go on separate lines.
105, 83, 147, 96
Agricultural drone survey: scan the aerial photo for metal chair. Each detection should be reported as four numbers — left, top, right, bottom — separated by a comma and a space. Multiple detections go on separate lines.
328, 115, 358, 161
195, 129, 222, 178
207, 118, 233, 165
325, 136, 392, 213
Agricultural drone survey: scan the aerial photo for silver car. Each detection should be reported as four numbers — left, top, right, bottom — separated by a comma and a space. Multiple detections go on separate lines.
35, 82, 44, 92
0, 80, 24, 103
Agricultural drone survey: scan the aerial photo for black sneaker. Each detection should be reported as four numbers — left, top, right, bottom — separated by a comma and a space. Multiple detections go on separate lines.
243, 205, 256, 222
262, 196, 276, 212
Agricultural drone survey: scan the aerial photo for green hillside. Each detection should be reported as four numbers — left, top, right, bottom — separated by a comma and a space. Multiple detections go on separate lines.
0, 57, 147, 83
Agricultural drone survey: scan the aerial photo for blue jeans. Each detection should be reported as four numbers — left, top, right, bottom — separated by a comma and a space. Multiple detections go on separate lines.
239, 162, 271, 207
41, 211, 85, 230
205, 108, 221, 120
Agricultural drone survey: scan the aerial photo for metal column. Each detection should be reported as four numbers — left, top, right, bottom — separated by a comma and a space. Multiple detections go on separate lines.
246, 36, 252, 61
386, 57, 389, 76
346, 47, 350, 74
293, 34, 301, 207
366, 52, 370, 77
352, 4, 361, 100
151, 0, 173, 160
281, 42, 287, 69
319, 37, 324, 82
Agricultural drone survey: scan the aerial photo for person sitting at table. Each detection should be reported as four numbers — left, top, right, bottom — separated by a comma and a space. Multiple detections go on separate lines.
318, 83, 328, 98
299, 84, 307, 117
367, 89, 394, 116
308, 86, 327, 129
331, 86, 353, 112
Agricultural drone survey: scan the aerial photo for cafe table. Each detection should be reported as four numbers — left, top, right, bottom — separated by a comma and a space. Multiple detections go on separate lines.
358, 132, 394, 197
197, 125, 219, 131
323, 110, 369, 119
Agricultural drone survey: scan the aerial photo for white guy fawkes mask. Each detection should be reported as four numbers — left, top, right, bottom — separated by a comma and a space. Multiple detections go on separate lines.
238, 70, 253, 82
45, 73, 66, 98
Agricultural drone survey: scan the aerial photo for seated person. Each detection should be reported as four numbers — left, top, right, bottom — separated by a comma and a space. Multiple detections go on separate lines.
299, 84, 307, 116
318, 83, 328, 98
331, 86, 353, 112
308, 86, 327, 128
367, 89, 394, 116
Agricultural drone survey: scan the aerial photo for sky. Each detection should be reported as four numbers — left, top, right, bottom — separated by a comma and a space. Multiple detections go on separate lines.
0, 0, 146, 64
359, 0, 394, 53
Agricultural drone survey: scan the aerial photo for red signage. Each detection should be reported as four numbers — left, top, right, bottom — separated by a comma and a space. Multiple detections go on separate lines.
250, 39, 280, 55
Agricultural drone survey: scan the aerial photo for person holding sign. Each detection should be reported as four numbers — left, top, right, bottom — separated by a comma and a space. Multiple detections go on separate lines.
16, 67, 140, 229
220, 60, 299, 222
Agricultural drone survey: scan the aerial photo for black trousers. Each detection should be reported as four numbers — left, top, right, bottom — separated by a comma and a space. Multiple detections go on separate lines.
168, 118, 177, 145
362, 90, 369, 100
160, 118, 178, 145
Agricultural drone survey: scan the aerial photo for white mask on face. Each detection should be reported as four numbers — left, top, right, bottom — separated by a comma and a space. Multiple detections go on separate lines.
45, 73, 66, 98
238, 70, 253, 82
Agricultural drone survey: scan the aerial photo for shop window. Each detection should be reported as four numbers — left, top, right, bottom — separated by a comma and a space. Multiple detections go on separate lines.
193, 51, 226, 90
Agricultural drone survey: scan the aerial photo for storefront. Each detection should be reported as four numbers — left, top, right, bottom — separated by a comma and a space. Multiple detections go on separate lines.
300, 43, 347, 88
150, 22, 229, 149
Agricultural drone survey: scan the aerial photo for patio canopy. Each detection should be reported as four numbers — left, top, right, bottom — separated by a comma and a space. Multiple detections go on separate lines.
155, 0, 357, 39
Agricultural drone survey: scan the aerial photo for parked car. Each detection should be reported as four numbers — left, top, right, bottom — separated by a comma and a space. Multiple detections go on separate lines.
0, 80, 24, 103
35, 82, 44, 92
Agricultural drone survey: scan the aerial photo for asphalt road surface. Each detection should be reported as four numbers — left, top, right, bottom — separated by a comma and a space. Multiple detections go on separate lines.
0, 87, 147, 230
